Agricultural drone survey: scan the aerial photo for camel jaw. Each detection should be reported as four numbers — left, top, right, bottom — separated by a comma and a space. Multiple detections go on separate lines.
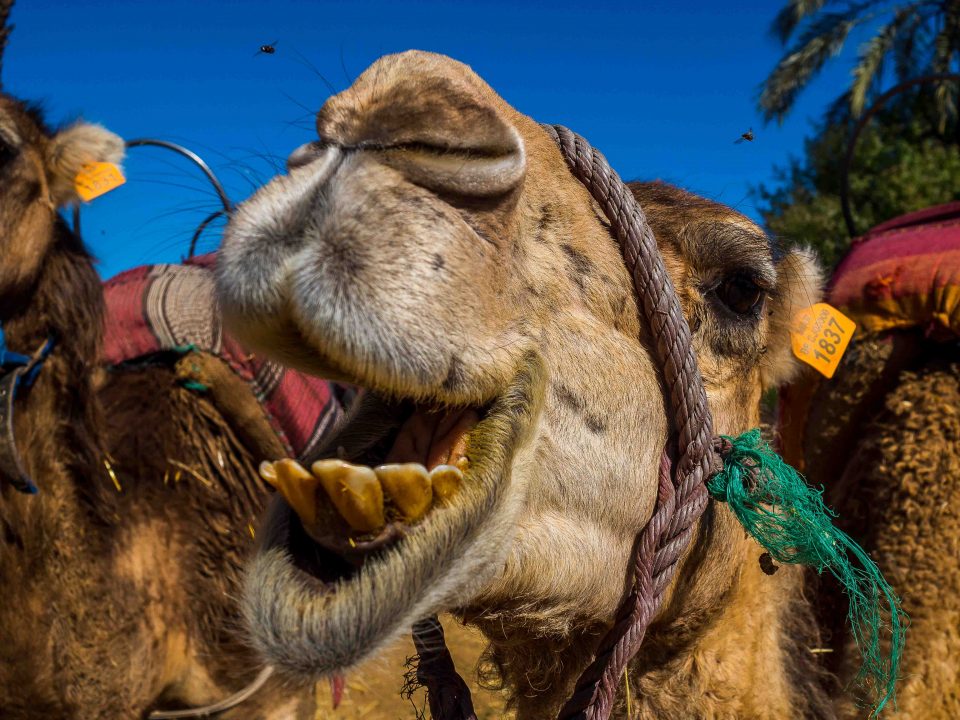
242, 355, 544, 681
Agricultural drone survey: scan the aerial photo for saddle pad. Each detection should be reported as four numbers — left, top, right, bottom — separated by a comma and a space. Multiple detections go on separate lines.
102, 253, 346, 461
830, 201, 960, 340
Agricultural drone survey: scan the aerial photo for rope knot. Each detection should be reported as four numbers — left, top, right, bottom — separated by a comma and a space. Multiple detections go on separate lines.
706, 429, 906, 716
712, 435, 734, 456
710, 436, 733, 476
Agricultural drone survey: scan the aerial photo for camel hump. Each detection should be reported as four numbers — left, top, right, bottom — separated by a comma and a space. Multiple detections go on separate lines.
831, 200, 960, 341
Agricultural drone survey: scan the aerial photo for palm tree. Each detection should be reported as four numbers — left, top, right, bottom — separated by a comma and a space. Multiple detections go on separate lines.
760, 0, 960, 124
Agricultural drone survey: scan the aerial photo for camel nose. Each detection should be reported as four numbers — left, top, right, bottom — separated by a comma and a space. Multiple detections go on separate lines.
286, 140, 328, 172
314, 51, 527, 197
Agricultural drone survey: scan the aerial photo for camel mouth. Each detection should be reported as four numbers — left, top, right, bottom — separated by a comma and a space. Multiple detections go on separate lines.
244, 354, 543, 680
261, 401, 483, 563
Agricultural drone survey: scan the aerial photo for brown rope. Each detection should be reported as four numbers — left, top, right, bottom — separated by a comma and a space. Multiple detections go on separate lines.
412, 124, 717, 720
410, 616, 477, 720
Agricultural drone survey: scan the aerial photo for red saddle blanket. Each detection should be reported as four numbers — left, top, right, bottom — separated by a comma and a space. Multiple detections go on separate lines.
101, 253, 345, 461
830, 201, 960, 340
779, 202, 960, 471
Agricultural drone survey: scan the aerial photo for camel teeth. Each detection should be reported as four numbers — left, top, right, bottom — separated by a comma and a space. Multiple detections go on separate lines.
258, 460, 277, 484
311, 459, 385, 533
374, 463, 432, 521
261, 459, 322, 529
430, 464, 464, 504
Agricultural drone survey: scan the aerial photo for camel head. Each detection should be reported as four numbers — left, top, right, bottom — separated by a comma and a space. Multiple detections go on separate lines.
0, 23, 123, 306
216, 50, 820, 690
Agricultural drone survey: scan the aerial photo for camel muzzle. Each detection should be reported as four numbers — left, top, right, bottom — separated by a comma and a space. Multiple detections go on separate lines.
242, 353, 544, 680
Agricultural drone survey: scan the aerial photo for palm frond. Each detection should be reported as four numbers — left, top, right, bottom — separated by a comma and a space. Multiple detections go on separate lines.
0, 0, 14, 85
770, 0, 829, 44
760, 12, 862, 123
851, 11, 914, 116
892, 9, 928, 82
929, 4, 960, 129
931, 1, 960, 73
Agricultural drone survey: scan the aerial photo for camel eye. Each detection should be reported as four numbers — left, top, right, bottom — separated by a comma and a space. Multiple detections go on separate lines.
713, 273, 765, 318
0, 138, 15, 169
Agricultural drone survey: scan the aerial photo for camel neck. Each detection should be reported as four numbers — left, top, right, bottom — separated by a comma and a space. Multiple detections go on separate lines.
498, 506, 834, 719
2, 220, 103, 362
1, 219, 106, 494
620, 510, 834, 719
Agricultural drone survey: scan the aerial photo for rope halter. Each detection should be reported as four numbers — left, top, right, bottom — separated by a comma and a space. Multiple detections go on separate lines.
410, 124, 905, 720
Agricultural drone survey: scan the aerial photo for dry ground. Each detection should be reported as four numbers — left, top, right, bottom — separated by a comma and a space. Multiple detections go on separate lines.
313, 616, 512, 719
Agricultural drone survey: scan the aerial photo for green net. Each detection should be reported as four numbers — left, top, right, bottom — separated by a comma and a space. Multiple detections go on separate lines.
707, 429, 906, 716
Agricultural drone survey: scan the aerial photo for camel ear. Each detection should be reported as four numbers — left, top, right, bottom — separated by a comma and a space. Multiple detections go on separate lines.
762, 246, 825, 390
45, 122, 125, 206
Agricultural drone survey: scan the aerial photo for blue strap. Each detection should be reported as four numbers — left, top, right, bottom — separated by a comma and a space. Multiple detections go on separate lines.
0, 325, 31, 368
0, 322, 56, 495
0, 323, 56, 383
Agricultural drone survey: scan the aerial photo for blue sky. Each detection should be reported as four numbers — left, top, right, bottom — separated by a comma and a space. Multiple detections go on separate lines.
7, 1, 872, 278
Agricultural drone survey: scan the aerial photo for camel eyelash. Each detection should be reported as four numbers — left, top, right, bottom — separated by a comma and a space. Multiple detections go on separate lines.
704, 272, 769, 322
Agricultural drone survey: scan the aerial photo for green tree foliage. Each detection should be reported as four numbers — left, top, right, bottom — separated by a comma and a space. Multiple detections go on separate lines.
761, 1, 960, 124
755, 93, 960, 267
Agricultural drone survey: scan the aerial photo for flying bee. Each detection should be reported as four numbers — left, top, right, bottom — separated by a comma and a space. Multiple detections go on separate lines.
254, 41, 278, 57
734, 128, 755, 144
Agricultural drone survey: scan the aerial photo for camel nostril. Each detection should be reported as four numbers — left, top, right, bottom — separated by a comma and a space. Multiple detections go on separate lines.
286, 140, 328, 172
377, 133, 526, 198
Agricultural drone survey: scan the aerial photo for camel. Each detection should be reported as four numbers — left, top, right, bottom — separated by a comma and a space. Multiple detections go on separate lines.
0, 4, 314, 716
216, 51, 846, 718
779, 205, 960, 718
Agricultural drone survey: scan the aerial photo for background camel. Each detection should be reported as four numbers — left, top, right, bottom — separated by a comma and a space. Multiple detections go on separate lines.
216, 51, 849, 719
780, 203, 960, 718
0, 3, 319, 714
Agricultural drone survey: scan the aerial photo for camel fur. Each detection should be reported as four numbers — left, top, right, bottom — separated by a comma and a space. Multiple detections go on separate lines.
216, 50, 851, 719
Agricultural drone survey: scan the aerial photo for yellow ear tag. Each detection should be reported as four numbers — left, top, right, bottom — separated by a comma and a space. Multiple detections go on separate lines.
790, 303, 856, 379
74, 162, 125, 202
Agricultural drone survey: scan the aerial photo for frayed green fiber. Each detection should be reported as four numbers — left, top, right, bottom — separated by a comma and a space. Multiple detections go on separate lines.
707, 429, 906, 716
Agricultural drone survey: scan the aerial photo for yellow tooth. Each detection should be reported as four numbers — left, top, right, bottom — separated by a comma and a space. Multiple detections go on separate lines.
375, 463, 432, 521
259, 460, 277, 484
430, 465, 464, 504
311, 459, 385, 533
261, 459, 321, 529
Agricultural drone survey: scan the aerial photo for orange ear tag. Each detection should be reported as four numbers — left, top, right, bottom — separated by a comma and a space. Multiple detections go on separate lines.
74, 162, 126, 202
790, 303, 856, 379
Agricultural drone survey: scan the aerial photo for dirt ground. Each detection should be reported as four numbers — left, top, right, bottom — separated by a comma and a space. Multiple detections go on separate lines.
313, 616, 512, 719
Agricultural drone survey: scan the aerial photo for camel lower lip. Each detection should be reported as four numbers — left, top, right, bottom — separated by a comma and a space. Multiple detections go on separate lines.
242, 355, 544, 680
260, 402, 488, 590
260, 403, 481, 554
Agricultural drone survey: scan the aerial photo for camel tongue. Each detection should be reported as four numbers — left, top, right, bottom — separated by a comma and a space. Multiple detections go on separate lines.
330, 673, 345, 708
385, 407, 477, 470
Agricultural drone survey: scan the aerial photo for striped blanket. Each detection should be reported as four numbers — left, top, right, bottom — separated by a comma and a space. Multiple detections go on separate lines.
102, 253, 346, 461
830, 201, 960, 341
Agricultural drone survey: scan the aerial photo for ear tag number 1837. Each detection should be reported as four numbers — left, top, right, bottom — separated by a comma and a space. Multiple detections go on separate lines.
790, 303, 856, 379
74, 162, 125, 202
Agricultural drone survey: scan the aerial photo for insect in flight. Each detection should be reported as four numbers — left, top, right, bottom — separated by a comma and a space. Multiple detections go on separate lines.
254, 41, 278, 57
734, 128, 755, 144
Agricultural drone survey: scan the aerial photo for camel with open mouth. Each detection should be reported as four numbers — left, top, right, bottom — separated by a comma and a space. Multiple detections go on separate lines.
216, 51, 835, 718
